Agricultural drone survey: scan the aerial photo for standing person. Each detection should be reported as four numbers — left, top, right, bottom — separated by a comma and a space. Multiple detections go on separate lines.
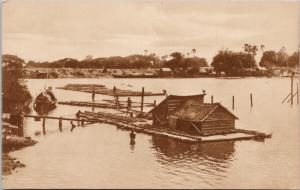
70, 121, 76, 132
127, 97, 132, 111
113, 85, 117, 95
126, 97, 132, 117
115, 94, 120, 109
75, 110, 81, 126
92, 87, 95, 102
113, 85, 117, 100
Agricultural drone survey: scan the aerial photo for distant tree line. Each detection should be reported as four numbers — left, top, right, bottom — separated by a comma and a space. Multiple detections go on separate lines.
26, 52, 208, 70
4, 45, 299, 77
211, 44, 299, 76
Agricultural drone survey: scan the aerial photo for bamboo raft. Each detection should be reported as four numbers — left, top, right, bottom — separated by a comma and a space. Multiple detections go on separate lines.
56, 84, 166, 97
58, 101, 154, 109
77, 111, 271, 143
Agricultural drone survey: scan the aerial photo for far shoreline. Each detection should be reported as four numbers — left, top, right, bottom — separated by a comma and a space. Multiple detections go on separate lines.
23, 67, 288, 79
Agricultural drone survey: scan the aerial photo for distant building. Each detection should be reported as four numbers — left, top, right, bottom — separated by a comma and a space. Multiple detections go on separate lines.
34, 70, 48, 79
199, 66, 213, 74
160, 67, 173, 77
149, 94, 238, 136
272, 68, 299, 77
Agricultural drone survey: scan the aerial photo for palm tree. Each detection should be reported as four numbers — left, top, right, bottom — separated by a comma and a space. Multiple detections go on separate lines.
192, 48, 196, 56
144, 50, 148, 55
260, 44, 265, 52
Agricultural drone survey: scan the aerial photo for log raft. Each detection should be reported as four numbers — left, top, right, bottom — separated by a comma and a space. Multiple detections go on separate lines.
58, 101, 153, 109
56, 84, 166, 97
77, 111, 272, 143
23, 111, 271, 143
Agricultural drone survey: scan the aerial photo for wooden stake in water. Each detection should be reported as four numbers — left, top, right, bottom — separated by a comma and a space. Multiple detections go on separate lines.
232, 96, 235, 110
42, 117, 46, 135
141, 87, 144, 112
291, 75, 294, 105
250, 93, 253, 108
297, 83, 299, 105
211, 95, 214, 104
59, 117, 62, 132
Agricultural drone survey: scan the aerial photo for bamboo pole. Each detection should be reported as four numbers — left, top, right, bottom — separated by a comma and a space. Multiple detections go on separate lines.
141, 87, 144, 112
297, 83, 299, 105
250, 93, 253, 107
291, 75, 294, 105
59, 117, 62, 132
282, 93, 291, 103
42, 117, 46, 135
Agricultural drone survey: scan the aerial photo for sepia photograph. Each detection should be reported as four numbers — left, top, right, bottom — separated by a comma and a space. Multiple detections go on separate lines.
1, 0, 300, 189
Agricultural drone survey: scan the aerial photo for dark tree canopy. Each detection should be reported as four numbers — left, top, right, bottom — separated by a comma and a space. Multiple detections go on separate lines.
26, 54, 161, 69
2, 54, 32, 113
259, 50, 297, 68
165, 52, 207, 69
259, 51, 277, 67
211, 50, 256, 76
287, 51, 299, 68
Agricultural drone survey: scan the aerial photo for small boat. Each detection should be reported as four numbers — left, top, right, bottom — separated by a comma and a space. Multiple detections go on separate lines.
34, 87, 57, 115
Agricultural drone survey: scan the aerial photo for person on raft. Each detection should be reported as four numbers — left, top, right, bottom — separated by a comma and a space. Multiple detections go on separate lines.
113, 85, 117, 95
75, 110, 81, 125
92, 87, 95, 102
127, 97, 132, 111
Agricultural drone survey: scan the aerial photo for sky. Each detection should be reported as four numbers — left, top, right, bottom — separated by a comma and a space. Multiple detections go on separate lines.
2, 0, 300, 63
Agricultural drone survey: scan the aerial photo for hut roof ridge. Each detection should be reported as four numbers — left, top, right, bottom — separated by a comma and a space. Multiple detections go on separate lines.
170, 100, 238, 122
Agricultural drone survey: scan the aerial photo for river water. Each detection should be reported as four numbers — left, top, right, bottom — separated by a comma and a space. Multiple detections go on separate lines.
2, 78, 300, 189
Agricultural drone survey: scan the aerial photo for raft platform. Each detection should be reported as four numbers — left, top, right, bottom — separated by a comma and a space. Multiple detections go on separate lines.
78, 111, 272, 143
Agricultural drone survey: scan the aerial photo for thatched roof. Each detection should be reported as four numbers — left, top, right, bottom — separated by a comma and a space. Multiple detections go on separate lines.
170, 101, 238, 122
149, 94, 206, 113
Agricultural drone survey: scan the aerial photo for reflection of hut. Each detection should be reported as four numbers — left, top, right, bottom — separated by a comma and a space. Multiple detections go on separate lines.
149, 94, 205, 126
151, 135, 235, 161
149, 94, 238, 136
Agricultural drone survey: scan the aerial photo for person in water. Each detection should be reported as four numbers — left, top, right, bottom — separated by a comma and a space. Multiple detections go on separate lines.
130, 129, 136, 139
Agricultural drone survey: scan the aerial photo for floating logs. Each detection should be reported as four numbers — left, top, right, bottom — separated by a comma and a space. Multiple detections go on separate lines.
58, 101, 153, 109
56, 84, 166, 97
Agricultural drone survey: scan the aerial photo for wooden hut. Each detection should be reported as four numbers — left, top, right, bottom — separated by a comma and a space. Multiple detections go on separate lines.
149, 96, 238, 136
149, 94, 205, 126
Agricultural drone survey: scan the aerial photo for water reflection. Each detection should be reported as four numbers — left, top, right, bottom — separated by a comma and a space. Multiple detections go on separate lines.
150, 136, 236, 185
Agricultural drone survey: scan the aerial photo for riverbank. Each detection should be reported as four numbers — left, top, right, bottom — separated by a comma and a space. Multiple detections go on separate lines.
2, 154, 26, 176
24, 67, 275, 79
2, 130, 38, 175
2, 135, 37, 176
